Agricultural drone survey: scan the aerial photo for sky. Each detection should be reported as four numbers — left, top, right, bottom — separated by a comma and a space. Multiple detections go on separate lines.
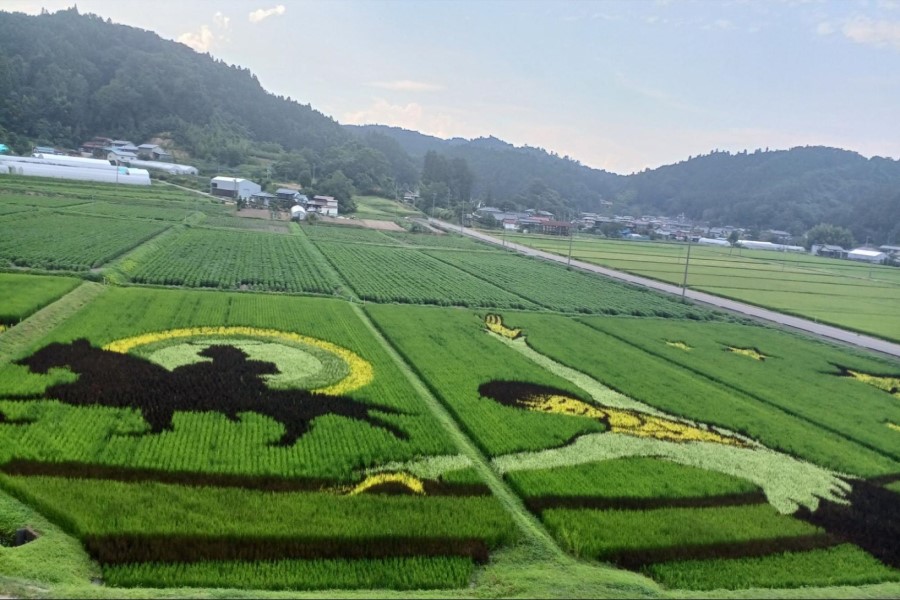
5, 0, 900, 174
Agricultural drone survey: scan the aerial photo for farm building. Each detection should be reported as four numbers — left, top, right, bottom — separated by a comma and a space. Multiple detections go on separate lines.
307, 195, 339, 217
125, 159, 198, 176
0, 155, 150, 185
276, 188, 302, 202
538, 221, 573, 236
848, 248, 888, 264
210, 177, 261, 201
812, 244, 848, 259
32, 153, 117, 171
290, 204, 307, 221
251, 191, 276, 207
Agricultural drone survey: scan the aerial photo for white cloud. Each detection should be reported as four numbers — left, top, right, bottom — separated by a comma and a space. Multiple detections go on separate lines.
178, 25, 215, 52
370, 80, 445, 92
842, 17, 900, 50
343, 99, 460, 138
178, 11, 230, 53
249, 5, 286, 24
816, 21, 835, 36
213, 11, 230, 30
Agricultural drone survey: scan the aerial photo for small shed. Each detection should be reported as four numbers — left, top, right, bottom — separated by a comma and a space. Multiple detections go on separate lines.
210, 176, 261, 201
848, 248, 887, 264
276, 188, 301, 202
290, 205, 307, 221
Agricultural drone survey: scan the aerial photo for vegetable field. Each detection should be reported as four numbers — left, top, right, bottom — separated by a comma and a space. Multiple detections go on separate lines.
1, 177, 899, 596
367, 306, 900, 590
500, 232, 900, 341
0, 287, 515, 589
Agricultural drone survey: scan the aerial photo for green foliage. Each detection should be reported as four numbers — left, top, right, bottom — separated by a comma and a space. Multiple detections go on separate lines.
508, 312, 898, 476
645, 545, 900, 590
1, 477, 514, 544
542, 504, 823, 560
0, 288, 457, 478
129, 228, 340, 293
365, 305, 607, 456
506, 458, 757, 500
0, 213, 168, 270
314, 169, 357, 214
0, 273, 81, 325
578, 317, 900, 462
805, 223, 855, 250
315, 242, 536, 308
424, 250, 715, 317
103, 556, 475, 590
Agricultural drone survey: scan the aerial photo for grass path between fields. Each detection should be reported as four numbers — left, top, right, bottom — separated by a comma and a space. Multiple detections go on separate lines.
0, 282, 106, 364
352, 303, 663, 598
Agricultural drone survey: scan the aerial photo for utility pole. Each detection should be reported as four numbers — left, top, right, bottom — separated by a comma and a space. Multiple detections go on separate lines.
567, 224, 574, 266
681, 226, 693, 302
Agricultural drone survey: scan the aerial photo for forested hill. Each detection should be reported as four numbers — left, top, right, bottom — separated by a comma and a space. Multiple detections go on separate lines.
617, 147, 900, 243
347, 125, 622, 214
0, 8, 349, 160
2, 9, 900, 243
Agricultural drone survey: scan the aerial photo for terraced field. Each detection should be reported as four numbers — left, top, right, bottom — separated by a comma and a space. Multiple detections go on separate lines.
0, 177, 898, 597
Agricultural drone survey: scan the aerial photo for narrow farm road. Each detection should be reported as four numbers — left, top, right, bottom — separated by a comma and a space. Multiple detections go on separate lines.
350, 303, 566, 559
0, 281, 106, 364
428, 219, 900, 359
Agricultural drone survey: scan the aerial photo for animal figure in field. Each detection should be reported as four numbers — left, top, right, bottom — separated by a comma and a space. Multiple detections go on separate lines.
13, 339, 407, 446
479, 314, 900, 568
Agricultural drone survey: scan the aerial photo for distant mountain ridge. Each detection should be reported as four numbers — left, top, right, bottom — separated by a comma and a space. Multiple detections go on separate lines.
2, 9, 899, 243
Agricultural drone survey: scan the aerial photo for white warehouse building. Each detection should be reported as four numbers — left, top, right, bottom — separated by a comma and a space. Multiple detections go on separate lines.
210, 176, 261, 200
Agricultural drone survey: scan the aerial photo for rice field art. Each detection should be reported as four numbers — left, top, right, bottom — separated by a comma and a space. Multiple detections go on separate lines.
477, 315, 900, 587
0, 290, 516, 591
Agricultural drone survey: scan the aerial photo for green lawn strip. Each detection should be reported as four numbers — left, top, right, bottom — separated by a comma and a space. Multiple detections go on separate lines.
506, 458, 758, 502
0, 487, 97, 586
364, 305, 607, 456
316, 243, 537, 309
0, 213, 170, 271
577, 317, 900, 462
542, 504, 825, 562
127, 228, 340, 294
646, 545, 900, 591
103, 557, 473, 591
100, 224, 189, 284
506, 312, 898, 477
353, 196, 423, 221
887, 482, 900, 494
0, 273, 82, 325
0, 281, 106, 365
0, 288, 457, 479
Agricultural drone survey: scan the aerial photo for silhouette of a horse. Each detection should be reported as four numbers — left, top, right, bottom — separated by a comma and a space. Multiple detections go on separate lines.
14, 339, 407, 446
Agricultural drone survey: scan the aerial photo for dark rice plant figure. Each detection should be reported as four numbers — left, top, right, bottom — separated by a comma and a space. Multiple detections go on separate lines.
14, 339, 408, 446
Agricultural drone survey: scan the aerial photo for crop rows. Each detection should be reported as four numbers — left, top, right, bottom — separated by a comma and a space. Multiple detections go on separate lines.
316, 242, 535, 308
426, 249, 714, 317
302, 224, 402, 245
368, 304, 900, 589
129, 228, 339, 293
0, 286, 518, 589
61, 201, 200, 222
0, 213, 169, 270
0, 273, 81, 325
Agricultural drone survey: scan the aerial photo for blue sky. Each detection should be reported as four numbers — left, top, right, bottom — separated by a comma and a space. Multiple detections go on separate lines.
7, 0, 900, 173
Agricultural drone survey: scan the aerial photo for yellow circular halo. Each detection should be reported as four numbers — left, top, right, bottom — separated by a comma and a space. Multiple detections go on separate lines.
103, 326, 373, 395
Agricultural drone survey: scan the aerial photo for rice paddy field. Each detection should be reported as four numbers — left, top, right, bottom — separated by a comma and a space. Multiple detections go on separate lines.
499, 232, 900, 342
0, 175, 898, 598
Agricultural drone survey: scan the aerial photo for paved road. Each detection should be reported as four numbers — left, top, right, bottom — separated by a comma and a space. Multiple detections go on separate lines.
427, 218, 900, 359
